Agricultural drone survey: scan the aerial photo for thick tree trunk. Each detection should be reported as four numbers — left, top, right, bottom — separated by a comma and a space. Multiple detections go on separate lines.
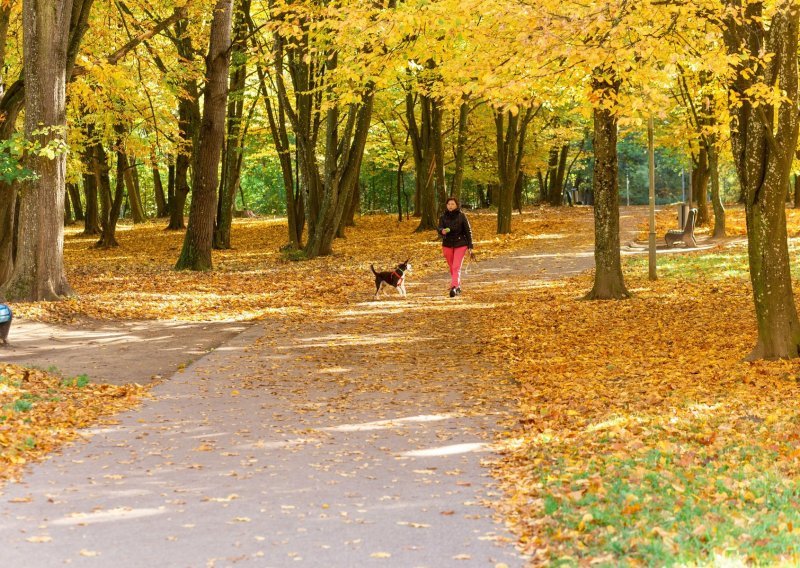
176, 0, 233, 271
585, 83, 629, 300
724, 3, 800, 359
3, 0, 77, 301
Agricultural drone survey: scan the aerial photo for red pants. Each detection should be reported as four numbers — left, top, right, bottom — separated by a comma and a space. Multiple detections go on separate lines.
442, 246, 468, 288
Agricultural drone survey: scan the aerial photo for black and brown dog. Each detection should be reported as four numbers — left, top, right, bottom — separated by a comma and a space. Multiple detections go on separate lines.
371, 260, 411, 299
0, 303, 11, 346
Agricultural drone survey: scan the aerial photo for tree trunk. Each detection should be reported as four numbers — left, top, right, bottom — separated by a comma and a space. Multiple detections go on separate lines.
495, 108, 532, 234
723, 3, 800, 359
81, 123, 101, 235
259, 53, 301, 247
585, 77, 629, 300
343, 176, 360, 228
64, 184, 75, 224
691, 147, 711, 226
514, 173, 524, 213
0, 0, 94, 296
0, 182, 16, 286
214, 0, 248, 250
152, 155, 168, 217
176, 0, 233, 271
794, 174, 800, 209
82, 170, 100, 235
431, 98, 447, 207
167, 16, 200, 231
709, 146, 726, 238
3, 0, 77, 301
95, 142, 123, 249
451, 100, 469, 201
396, 158, 406, 222
537, 170, 546, 203
304, 93, 374, 257
407, 91, 439, 232
339, 151, 363, 236
548, 144, 569, 206
121, 151, 146, 223
167, 159, 175, 216
68, 182, 84, 221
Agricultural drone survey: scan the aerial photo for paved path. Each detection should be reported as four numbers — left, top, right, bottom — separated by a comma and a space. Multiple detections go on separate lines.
0, 207, 643, 567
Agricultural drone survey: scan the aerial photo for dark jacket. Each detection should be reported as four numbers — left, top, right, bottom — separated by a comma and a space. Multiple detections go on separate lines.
438, 208, 473, 249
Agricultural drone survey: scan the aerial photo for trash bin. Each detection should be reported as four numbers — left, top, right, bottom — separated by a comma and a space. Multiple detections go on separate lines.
677, 203, 689, 230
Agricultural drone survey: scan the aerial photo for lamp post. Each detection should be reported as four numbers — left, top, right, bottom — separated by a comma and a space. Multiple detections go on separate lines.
648, 116, 656, 281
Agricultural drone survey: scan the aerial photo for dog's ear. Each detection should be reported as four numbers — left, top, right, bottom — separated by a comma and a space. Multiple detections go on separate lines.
404, 258, 409, 264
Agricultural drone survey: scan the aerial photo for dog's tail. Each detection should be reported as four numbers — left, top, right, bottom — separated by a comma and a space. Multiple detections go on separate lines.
370, 264, 378, 276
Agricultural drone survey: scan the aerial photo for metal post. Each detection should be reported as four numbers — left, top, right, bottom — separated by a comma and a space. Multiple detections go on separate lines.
648, 116, 657, 281
626, 173, 630, 206
681, 168, 685, 203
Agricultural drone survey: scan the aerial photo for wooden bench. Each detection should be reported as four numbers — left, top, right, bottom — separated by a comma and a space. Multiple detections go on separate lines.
665, 207, 697, 248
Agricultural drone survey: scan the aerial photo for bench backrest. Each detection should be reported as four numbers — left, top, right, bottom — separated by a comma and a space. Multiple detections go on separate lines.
684, 208, 697, 234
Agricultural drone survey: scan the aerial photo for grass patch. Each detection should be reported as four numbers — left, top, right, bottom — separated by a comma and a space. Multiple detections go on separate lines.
530, 445, 800, 566
625, 251, 751, 281
61, 374, 90, 388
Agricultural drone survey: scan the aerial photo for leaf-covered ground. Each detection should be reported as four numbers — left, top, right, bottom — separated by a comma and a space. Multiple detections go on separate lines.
15, 209, 586, 323
488, 211, 800, 566
0, 364, 148, 482
6, 205, 800, 565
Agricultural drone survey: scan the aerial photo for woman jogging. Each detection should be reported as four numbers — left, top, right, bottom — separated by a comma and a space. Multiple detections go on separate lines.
438, 197, 474, 298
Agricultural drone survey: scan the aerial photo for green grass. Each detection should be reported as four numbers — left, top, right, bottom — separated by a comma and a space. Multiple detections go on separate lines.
60, 374, 90, 388
535, 445, 800, 566
626, 252, 751, 281
10, 399, 32, 413
626, 241, 800, 282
